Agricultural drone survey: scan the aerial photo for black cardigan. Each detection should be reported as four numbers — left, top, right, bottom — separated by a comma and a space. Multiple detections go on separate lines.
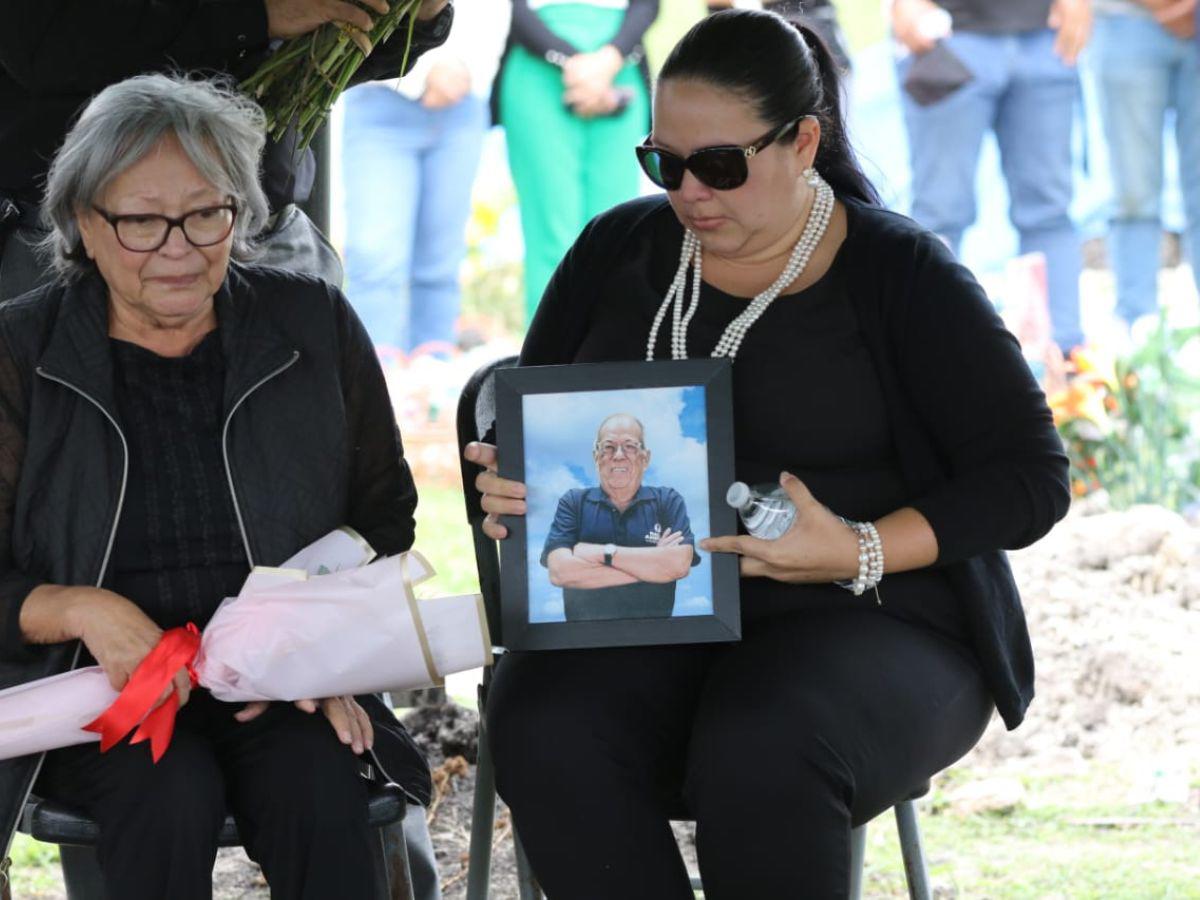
519, 194, 1071, 730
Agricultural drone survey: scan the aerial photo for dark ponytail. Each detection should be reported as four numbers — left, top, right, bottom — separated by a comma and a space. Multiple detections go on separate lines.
658, 9, 880, 206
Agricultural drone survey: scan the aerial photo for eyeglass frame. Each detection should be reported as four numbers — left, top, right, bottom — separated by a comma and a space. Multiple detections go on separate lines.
91, 202, 239, 253
593, 440, 647, 459
635, 115, 808, 191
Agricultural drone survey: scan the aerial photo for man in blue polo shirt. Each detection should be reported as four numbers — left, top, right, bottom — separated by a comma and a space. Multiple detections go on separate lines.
541, 413, 700, 621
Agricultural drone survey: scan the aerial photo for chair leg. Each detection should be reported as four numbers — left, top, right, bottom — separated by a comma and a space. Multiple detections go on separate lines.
848, 823, 867, 900
380, 815, 416, 900
894, 800, 932, 900
59, 844, 107, 900
512, 827, 542, 900
466, 721, 497, 900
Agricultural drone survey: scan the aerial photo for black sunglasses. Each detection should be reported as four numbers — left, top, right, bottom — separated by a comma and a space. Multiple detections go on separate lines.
635, 117, 804, 191
92, 202, 238, 253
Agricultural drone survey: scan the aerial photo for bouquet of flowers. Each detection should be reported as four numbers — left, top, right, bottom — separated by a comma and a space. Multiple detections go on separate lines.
241, 0, 425, 147
0, 529, 490, 762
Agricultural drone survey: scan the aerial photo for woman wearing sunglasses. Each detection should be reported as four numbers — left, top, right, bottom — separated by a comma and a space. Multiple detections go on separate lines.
465, 9, 1069, 897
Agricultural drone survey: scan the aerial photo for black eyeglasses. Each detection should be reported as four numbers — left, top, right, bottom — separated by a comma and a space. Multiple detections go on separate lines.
635, 117, 804, 191
92, 203, 238, 252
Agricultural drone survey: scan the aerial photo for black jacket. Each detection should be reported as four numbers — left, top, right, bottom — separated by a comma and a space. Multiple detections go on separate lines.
0, 264, 429, 848
0, 1, 454, 207
517, 194, 1073, 730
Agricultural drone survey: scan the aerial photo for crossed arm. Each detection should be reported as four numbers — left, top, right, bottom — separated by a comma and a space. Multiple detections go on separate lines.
546, 538, 694, 589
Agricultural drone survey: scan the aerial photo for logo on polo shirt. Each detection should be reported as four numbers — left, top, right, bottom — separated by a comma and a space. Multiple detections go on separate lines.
645, 523, 666, 545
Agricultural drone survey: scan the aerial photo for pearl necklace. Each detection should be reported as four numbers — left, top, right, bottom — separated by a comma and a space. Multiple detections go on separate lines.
645, 171, 835, 362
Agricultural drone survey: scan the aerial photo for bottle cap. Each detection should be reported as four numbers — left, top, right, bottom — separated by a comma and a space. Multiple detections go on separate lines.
725, 481, 751, 509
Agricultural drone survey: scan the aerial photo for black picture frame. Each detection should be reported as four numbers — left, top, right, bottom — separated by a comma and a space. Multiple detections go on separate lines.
495, 359, 740, 651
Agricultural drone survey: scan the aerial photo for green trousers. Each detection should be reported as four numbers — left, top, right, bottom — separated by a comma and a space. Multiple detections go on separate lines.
500, 4, 651, 322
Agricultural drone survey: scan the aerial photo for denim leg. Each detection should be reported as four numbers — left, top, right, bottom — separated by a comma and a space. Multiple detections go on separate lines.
1092, 15, 1174, 323
340, 84, 426, 348
995, 30, 1083, 350
1171, 31, 1200, 293
898, 32, 1005, 252
407, 95, 488, 353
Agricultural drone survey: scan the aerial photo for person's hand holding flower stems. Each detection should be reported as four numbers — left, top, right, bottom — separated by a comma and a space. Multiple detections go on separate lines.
265, 0, 389, 40
246, 0, 438, 145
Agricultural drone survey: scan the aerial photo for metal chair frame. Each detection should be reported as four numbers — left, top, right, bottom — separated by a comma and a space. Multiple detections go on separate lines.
456, 356, 933, 900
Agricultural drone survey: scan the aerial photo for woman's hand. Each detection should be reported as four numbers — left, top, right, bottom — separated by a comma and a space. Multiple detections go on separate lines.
235, 696, 374, 754
463, 441, 527, 540
700, 473, 860, 583
71, 590, 191, 708
562, 46, 623, 118
891, 0, 946, 55
1048, 0, 1092, 65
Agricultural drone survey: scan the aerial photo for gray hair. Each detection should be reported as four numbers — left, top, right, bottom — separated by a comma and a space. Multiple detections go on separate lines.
40, 73, 270, 278
594, 414, 647, 451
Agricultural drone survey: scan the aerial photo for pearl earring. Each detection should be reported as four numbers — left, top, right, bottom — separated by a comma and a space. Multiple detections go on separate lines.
803, 166, 819, 186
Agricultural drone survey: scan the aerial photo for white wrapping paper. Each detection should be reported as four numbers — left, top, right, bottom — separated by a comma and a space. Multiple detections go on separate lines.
0, 531, 490, 761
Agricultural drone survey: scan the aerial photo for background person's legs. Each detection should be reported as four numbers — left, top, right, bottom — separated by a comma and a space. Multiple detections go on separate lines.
1170, 28, 1200, 295
408, 94, 489, 353
996, 29, 1083, 351
485, 644, 713, 899
898, 31, 1004, 253
500, 48, 587, 323
684, 608, 993, 898
581, 66, 651, 222
341, 84, 425, 347
1092, 15, 1173, 326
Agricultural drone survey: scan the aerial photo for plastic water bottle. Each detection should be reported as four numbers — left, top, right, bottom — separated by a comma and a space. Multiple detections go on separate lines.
725, 481, 796, 540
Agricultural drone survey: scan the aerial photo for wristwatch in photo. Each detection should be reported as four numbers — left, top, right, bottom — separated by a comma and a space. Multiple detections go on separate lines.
603, 543, 617, 567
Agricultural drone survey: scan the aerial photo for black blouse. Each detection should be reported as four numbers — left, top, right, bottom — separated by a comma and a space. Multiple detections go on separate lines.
104, 330, 249, 632
573, 232, 970, 643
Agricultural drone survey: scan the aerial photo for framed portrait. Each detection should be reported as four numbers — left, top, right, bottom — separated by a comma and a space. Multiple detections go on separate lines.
495, 359, 740, 651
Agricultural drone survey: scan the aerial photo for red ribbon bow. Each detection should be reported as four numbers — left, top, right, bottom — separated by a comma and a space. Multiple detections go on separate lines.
83, 624, 201, 763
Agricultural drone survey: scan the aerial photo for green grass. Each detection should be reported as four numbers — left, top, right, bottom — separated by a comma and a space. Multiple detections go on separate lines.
833, 0, 889, 53
7, 833, 62, 898
857, 769, 1200, 899
413, 485, 480, 599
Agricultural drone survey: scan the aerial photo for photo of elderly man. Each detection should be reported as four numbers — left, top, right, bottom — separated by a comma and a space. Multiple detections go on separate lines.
539, 414, 701, 621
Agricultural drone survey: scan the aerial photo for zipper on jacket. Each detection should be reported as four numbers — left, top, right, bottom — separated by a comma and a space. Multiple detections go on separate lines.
12, 369, 132, 858
34, 369, 129, 593
221, 352, 300, 567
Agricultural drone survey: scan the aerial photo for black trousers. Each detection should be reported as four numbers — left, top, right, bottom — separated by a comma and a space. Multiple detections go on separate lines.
487, 606, 993, 899
36, 690, 375, 900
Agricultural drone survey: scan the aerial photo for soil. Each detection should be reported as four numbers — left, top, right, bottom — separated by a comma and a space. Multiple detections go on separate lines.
28, 502, 1200, 898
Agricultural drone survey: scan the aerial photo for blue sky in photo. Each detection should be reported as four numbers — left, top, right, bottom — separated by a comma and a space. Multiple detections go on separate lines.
522, 385, 713, 623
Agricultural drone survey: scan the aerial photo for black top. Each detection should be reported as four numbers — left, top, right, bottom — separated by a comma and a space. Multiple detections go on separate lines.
937, 0, 1052, 33
105, 330, 249, 634
556, 239, 970, 643
510, 0, 659, 60
0, 1, 454, 206
517, 194, 1071, 728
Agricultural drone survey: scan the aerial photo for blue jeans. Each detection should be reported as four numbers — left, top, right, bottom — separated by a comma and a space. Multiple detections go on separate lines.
340, 85, 487, 351
1092, 14, 1200, 322
900, 30, 1083, 350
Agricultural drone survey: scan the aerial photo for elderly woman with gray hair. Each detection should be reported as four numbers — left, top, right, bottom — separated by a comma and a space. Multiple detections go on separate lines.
0, 74, 431, 898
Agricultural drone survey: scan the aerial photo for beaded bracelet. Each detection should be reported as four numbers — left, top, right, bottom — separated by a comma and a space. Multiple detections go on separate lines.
835, 517, 884, 605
